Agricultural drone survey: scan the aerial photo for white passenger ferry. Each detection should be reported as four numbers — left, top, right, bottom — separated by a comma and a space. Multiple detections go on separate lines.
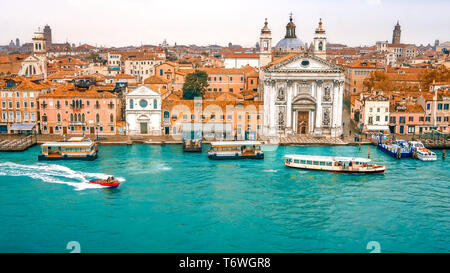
208, 141, 264, 160
284, 155, 386, 173
410, 141, 437, 161
38, 137, 98, 161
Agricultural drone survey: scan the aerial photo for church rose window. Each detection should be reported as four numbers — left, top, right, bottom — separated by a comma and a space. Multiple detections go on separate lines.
139, 99, 148, 108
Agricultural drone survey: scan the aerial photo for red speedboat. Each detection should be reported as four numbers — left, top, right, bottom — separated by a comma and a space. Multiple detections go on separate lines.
89, 178, 120, 188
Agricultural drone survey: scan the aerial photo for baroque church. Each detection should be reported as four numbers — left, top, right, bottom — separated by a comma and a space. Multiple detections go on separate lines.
259, 15, 345, 138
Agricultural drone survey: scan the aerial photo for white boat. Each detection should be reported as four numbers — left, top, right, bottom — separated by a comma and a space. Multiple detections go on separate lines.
410, 141, 437, 161
38, 137, 98, 161
284, 154, 386, 173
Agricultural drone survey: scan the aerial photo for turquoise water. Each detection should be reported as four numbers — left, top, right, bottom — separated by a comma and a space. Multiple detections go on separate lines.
0, 144, 449, 253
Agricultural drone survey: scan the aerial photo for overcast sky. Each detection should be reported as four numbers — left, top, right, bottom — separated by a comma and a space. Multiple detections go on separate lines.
1, 0, 448, 48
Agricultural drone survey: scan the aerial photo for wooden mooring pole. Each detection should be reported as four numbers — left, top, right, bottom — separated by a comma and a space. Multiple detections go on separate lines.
368, 146, 370, 158
443, 149, 446, 159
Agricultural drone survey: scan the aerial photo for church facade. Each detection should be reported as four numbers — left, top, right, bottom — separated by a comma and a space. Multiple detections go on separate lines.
260, 17, 345, 138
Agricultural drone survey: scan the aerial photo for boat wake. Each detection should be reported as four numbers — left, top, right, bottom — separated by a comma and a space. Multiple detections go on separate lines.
0, 162, 125, 191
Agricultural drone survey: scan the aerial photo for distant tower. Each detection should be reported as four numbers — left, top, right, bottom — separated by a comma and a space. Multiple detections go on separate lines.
313, 18, 327, 60
43, 25, 52, 48
16, 38, 20, 47
392, 21, 401, 44
259, 18, 272, 68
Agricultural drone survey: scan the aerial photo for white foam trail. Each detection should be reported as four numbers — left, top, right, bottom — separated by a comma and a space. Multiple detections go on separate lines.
0, 162, 125, 191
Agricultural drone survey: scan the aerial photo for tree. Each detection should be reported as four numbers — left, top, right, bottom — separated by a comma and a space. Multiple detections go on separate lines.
363, 70, 393, 91
418, 65, 450, 91
182, 70, 208, 99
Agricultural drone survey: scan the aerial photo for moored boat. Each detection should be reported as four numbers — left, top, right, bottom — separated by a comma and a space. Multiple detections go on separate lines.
38, 137, 97, 161
410, 141, 437, 161
377, 139, 413, 159
284, 154, 386, 173
208, 141, 264, 160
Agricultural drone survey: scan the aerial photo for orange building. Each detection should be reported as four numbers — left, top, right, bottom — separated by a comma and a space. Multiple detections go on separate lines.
162, 97, 263, 140
0, 76, 53, 133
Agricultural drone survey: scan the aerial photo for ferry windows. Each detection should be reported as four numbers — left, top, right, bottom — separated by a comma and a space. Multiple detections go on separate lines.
313, 161, 319, 165
300, 160, 306, 164
307, 160, 312, 165
319, 162, 326, 166
294, 159, 300, 164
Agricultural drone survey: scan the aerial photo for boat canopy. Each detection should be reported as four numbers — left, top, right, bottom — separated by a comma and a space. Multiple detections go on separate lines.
285, 154, 371, 163
41, 141, 94, 147
210, 141, 262, 146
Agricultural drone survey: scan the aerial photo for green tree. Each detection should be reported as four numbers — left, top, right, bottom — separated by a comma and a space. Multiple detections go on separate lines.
182, 70, 208, 99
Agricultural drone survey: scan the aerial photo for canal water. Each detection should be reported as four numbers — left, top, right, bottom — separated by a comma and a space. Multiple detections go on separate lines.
0, 144, 449, 253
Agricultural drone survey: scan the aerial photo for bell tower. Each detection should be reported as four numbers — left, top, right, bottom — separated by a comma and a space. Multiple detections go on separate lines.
392, 21, 401, 44
313, 18, 327, 60
32, 28, 46, 56
259, 18, 272, 68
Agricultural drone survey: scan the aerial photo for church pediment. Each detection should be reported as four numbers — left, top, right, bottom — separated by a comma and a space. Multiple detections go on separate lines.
263, 53, 344, 73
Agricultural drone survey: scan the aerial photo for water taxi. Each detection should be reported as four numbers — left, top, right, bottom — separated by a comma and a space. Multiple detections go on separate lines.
284, 155, 386, 173
410, 141, 437, 161
208, 141, 264, 160
89, 177, 120, 188
377, 139, 413, 159
38, 137, 98, 161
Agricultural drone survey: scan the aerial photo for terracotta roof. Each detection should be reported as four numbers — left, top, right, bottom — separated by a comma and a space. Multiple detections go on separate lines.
115, 73, 136, 80
40, 84, 117, 98
143, 75, 170, 84
263, 53, 297, 69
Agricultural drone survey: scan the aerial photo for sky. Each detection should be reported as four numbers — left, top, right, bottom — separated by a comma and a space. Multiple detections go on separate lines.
0, 0, 449, 48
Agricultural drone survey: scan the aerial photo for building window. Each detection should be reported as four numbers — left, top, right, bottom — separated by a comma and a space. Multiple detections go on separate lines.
154, 99, 158, 109
129, 99, 134, 109
409, 116, 413, 122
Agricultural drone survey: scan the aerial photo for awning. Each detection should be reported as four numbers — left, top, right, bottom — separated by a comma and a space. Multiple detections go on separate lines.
9, 123, 36, 131
366, 125, 389, 131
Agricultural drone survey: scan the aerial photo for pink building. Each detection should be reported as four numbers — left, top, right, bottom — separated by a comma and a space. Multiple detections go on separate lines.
38, 83, 122, 135
389, 102, 426, 135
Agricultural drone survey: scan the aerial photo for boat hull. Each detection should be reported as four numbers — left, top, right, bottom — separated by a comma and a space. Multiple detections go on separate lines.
38, 154, 98, 161
89, 180, 120, 188
285, 164, 386, 173
377, 144, 412, 158
208, 153, 264, 160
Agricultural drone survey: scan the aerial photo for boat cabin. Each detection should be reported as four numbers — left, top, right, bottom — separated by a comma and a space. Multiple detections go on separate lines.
284, 155, 385, 173
208, 141, 264, 160
38, 137, 98, 161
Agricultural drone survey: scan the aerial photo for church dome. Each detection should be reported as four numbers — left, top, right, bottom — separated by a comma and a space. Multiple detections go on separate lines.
276, 38, 304, 50
275, 14, 304, 50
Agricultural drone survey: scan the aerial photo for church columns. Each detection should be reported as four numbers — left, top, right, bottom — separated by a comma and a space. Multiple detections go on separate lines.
315, 80, 323, 131
286, 81, 293, 132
